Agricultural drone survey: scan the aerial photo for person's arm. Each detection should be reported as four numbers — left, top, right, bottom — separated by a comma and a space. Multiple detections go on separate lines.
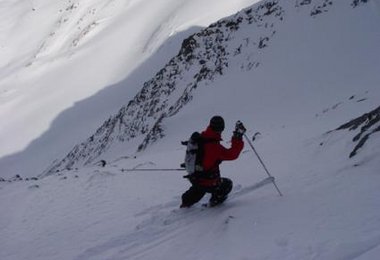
218, 137, 244, 161
219, 121, 246, 160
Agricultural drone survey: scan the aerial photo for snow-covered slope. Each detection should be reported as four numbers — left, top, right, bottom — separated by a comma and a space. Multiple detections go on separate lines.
0, 0, 259, 178
44, 0, 380, 175
1, 0, 380, 259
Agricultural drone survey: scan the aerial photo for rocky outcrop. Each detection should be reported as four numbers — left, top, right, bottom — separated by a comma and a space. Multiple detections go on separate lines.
336, 106, 380, 158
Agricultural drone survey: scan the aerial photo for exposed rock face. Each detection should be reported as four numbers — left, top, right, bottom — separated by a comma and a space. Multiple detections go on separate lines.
336, 106, 380, 158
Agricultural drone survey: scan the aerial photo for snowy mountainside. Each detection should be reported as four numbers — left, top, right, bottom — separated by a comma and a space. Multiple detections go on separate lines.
0, 0, 260, 178
45, 0, 380, 175
45, 0, 285, 174
1, 0, 380, 259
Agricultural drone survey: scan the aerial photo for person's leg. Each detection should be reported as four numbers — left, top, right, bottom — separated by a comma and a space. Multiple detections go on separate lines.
209, 178, 233, 206
181, 185, 206, 208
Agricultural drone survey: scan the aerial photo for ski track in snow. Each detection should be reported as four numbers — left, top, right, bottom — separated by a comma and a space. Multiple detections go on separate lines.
1, 154, 380, 260
75, 193, 240, 260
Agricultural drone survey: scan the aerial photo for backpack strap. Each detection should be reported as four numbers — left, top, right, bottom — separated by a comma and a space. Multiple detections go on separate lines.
193, 137, 221, 181
196, 137, 215, 171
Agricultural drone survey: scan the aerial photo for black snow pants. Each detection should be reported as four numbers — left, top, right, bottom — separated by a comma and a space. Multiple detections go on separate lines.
181, 178, 233, 207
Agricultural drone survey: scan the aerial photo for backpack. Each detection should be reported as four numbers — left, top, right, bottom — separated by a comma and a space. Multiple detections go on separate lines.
181, 132, 215, 179
181, 132, 203, 176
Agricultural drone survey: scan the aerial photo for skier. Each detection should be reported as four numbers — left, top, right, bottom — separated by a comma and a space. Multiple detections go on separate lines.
180, 116, 246, 208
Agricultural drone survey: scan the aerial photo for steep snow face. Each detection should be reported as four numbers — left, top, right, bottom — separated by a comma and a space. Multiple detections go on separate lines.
0, 0, 260, 178
1, 1, 380, 260
44, 0, 380, 176
43, 1, 286, 175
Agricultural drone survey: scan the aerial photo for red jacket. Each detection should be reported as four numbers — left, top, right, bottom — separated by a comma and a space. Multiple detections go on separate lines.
196, 127, 244, 186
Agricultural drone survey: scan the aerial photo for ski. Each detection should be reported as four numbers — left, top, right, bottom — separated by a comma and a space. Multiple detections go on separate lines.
233, 176, 275, 198
201, 177, 275, 208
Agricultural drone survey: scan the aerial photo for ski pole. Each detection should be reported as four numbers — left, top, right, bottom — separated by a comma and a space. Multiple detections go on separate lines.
243, 133, 283, 196
121, 168, 186, 172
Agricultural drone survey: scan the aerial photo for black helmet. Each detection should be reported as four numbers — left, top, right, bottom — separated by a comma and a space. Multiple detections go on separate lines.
209, 116, 225, 132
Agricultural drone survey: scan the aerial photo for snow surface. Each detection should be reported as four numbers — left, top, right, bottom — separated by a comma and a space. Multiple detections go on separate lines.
1, 0, 380, 259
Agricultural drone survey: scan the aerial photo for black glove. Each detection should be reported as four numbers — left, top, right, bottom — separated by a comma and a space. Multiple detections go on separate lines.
233, 120, 246, 139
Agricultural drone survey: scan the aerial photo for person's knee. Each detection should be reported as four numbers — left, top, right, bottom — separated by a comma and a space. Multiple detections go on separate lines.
182, 186, 205, 206
222, 177, 233, 187
221, 178, 233, 194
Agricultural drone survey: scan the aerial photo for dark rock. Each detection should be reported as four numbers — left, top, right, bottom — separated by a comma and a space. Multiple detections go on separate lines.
336, 106, 380, 158
352, 0, 369, 7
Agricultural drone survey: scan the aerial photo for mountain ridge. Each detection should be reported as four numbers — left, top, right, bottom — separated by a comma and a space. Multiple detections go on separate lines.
44, 0, 286, 175
44, 0, 377, 176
